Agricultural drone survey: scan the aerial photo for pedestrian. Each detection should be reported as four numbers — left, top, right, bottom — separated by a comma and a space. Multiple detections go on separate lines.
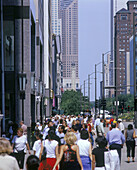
19, 121, 27, 135
87, 118, 94, 146
71, 125, 81, 142
92, 136, 108, 170
56, 125, 65, 145
96, 119, 105, 137
26, 155, 40, 170
106, 123, 125, 161
33, 133, 43, 158
52, 132, 83, 170
118, 119, 124, 134
77, 130, 92, 170
39, 130, 59, 170
125, 124, 136, 163
0, 137, 19, 170
12, 128, 31, 170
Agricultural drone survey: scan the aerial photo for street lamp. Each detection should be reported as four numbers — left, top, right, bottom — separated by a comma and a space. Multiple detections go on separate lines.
18, 72, 27, 121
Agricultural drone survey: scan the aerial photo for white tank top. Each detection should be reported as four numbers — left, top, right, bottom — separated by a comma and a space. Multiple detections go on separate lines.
77, 139, 90, 156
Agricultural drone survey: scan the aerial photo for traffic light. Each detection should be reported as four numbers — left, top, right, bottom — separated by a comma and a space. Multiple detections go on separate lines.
121, 107, 123, 113
95, 99, 98, 108
128, 105, 130, 111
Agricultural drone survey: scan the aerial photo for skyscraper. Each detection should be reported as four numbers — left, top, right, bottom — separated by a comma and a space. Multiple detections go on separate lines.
110, 0, 128, 87
51, 0, 62, 35
59, 0, 79, 91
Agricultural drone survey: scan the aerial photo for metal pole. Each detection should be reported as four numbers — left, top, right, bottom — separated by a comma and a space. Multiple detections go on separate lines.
88, 74, 90, 109
84, 81, 85, 112
133, 12, 137, 128
80, 85, 82, 112
102, 53, 105, 120
95, 64, 97, 119
114, 18, 118, 121
1, 0, 5, 132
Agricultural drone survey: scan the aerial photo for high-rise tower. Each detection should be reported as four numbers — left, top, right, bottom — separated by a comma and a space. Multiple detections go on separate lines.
59, 0, 79, 91
110, 0, 128, 87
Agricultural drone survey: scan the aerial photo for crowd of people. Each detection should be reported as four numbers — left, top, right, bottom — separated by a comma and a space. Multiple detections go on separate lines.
0, 114, 137, 170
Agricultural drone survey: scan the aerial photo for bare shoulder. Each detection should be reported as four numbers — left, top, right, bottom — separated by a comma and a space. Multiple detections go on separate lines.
72, 144, 78, 151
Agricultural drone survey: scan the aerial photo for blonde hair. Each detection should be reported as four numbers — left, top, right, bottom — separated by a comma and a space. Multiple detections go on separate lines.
0, 138, 12, 154
17, 128, 23, 133
64, 132, 77, 145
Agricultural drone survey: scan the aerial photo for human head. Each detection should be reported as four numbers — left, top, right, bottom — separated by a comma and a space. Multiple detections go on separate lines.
26, 155, 39, 170
95, 136, 107, 148
48, 121, 53, 127
76, 119, 80, 124
0, 138, 12, 155
48, 130, 55, 140
128, 124, 133, 130
80, 129, 89, 140
111, 123, 116, 129
71, 125, 77, 132
17, 128, 23, 137
118, 119, 122, 122
100, 119, 104, 123
58, 125, 64, 133
19, 121, 23, 126
64, 132, 77, 145
82, 123, 87, 129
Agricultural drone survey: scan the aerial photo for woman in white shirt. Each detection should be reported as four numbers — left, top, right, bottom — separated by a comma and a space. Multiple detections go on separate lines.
33, 133, 43, 158
0, 137, 19, 170
12, 128, 31, 170
77, 129, 92, 170
39, 130, 59, 170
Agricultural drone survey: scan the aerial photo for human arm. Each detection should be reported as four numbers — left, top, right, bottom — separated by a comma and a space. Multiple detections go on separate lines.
26, 143, 31, 154
53, 145, 65, 170
132, 130, 136, 138
76, 145, 83, 170
89, 143, 92, 161
92, 154, 96, 170
125, 130, 127, 140
55, 144, 59, 159
39, 141, 44, 160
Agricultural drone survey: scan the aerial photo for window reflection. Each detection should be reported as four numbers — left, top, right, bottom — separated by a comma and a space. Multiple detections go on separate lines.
4, 21, 14, 71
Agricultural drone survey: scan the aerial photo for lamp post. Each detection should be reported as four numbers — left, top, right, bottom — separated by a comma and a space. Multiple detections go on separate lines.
18, 72, 27, 121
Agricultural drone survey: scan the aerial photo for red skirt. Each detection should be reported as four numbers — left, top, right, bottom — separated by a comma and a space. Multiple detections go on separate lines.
47, 158, 58, 170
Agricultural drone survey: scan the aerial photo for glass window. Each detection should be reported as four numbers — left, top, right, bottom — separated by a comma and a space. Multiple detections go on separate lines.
4, 21, 14, 71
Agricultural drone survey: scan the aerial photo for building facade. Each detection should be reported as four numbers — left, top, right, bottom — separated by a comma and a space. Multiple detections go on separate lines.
110, 0, 128, 87
0, 0, 45, 134
114, 8, 131, 95
59, 0, 79, 91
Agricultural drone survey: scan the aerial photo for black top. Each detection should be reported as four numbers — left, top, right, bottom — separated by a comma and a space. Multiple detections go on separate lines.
92, 147, 108, 167
61, 145, 81, 170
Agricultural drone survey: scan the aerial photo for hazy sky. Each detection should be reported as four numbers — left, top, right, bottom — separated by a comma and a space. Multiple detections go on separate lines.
79, 0, 110, 101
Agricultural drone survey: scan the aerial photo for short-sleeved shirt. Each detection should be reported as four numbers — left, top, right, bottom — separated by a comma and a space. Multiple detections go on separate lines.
43, 139, 58, 158
92, 147, 108, 167
33, 139, 42, 158
12, 135, 27, 153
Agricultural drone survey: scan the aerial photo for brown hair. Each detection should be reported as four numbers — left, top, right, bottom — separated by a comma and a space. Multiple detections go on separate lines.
0, 138, 13, 154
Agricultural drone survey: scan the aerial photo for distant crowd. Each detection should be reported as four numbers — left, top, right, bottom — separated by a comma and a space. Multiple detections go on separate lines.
0, 114, 137, 170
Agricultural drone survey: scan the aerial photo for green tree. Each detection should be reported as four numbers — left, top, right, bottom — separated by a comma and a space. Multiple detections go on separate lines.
60, 90, 81, 115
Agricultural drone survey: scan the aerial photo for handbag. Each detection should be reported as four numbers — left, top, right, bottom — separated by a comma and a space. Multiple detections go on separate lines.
41, 140, 47, 160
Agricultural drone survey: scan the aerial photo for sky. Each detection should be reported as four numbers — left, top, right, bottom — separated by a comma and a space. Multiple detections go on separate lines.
79, 0, 110, 101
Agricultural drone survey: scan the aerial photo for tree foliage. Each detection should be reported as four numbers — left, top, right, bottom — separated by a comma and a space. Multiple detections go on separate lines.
105, 94, 134, 114
60, 90, 81, 115
60, 90, 91, 115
